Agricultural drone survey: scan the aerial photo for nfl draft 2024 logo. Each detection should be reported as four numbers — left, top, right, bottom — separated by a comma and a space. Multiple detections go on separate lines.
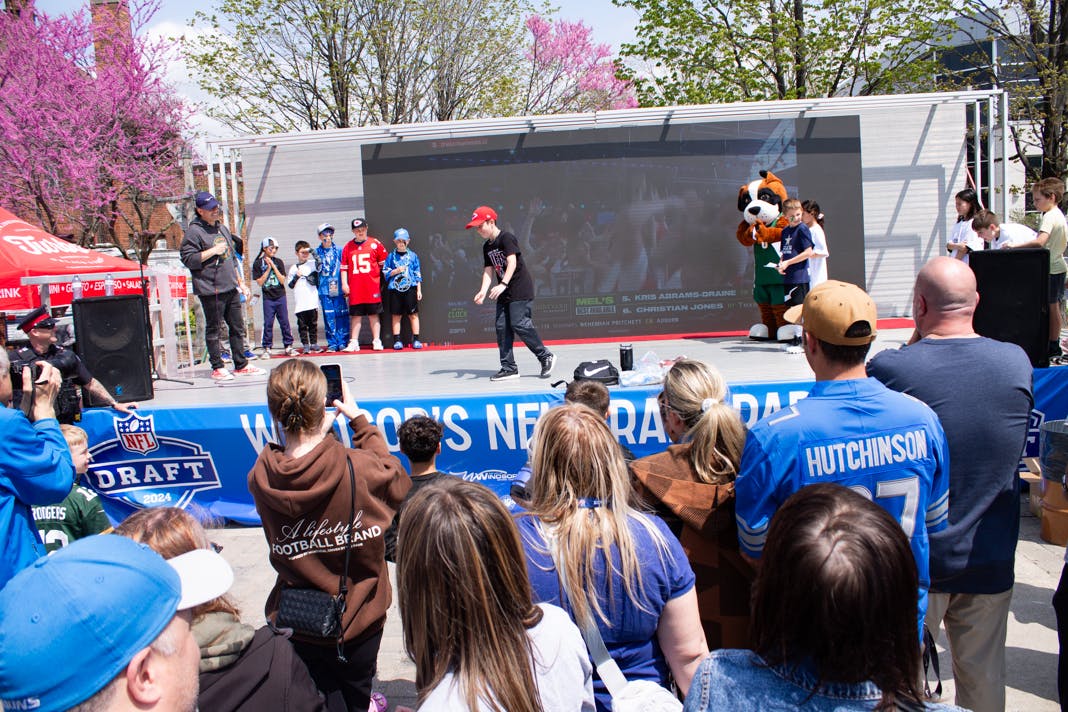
85, 412, 222, 509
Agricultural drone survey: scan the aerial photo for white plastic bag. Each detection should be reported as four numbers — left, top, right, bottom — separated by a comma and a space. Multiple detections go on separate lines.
612, 679, 683, 712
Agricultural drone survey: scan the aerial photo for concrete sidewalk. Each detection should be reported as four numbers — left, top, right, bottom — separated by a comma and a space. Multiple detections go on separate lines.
210, 498, 1064, 711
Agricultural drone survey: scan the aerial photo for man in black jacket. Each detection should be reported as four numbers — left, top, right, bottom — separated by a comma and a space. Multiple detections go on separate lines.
179, 192, 264, 381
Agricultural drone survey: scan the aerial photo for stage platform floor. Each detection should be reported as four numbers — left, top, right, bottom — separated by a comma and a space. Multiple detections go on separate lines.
150, 326, 918, 407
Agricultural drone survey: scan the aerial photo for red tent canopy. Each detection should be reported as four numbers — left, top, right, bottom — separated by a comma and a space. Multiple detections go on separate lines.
0, 207, 145, 311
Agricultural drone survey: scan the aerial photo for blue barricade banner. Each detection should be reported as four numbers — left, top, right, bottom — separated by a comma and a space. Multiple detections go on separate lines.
78, 369, 1068, 526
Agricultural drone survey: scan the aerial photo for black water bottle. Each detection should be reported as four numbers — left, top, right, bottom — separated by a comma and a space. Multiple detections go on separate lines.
620, 344, 634, 371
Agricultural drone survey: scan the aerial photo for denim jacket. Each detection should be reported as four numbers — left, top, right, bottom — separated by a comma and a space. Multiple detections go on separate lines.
682, 650, 967, 711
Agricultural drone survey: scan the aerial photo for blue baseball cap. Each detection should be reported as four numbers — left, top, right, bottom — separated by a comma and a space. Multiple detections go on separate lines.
0, 535, 233, 712
393, 228, 410, 242
195, 191, 220, 211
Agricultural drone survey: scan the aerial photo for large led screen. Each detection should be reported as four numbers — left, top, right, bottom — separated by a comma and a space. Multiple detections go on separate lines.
361, 116, 864, 344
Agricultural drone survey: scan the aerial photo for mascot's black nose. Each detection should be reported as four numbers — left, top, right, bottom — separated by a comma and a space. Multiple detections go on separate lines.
748, 206, 762, 215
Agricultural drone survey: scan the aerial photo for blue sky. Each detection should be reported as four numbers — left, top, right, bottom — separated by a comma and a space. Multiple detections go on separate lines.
32, 0, 641, 145
34, 0, 639, 48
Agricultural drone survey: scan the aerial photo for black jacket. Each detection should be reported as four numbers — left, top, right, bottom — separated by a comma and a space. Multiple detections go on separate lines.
198, 624, 327, 712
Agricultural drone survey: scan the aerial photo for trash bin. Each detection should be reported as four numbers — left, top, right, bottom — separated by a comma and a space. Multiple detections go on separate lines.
1039, 420, 1068, 545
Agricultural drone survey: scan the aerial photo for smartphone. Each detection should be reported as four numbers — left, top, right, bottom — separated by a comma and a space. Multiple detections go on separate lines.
320, 363, 343, 407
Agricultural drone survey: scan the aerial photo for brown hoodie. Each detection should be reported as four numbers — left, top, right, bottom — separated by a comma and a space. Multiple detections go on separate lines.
248, 415, 411, 645
630, 443, 754, 650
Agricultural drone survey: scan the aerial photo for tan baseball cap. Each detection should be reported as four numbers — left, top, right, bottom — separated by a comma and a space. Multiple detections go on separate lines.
784, 280, 878, 346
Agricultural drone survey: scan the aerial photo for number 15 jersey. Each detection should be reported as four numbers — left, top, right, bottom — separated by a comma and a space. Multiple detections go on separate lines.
735, 377, 950, 620
341, 237, 388, 304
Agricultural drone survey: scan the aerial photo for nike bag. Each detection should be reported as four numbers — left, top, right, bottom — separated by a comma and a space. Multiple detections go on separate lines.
574, 360, 619, 385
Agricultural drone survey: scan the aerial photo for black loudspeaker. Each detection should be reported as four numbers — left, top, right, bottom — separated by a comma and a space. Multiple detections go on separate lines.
73, 295, 154, 402
970, 248, 1050, 368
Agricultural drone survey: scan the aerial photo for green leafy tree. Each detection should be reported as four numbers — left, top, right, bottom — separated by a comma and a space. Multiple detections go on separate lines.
947, 2, 1068, 181
613, 0, 958, 106
184, 0, 368, 132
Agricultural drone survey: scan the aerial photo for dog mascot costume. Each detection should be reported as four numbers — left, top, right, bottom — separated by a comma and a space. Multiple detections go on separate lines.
736, 170, 794, 340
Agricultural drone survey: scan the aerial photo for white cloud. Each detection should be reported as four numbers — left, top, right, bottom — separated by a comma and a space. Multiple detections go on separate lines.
145, 18, 236, 156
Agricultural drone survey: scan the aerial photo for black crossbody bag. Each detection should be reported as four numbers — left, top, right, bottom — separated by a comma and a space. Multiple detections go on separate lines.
277, 457, 357, 662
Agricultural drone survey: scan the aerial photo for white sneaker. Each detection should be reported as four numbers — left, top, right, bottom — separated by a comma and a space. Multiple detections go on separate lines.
342, 341, 360, 353
284, 346, 299, 356
233, 365, 266, 376
211, 368, 234, 381
372, 339, 384, 351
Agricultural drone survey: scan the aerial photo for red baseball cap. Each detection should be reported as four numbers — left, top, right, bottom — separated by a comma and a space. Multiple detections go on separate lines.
465, 206, 497, 229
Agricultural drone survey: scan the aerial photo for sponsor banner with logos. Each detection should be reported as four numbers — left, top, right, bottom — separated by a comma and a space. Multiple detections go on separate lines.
78, 369, 1067, 526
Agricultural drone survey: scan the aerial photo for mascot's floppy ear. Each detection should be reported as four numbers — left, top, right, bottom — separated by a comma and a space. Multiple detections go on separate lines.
759, 170, 788, 204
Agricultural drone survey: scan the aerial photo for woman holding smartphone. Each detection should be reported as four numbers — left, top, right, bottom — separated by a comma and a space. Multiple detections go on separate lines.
249, 358, 410, 712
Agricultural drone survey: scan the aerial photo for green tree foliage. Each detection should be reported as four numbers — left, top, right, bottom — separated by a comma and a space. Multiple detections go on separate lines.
183, 0, 538, 132
612, 0, 958, 106
949, 2, 1068, 181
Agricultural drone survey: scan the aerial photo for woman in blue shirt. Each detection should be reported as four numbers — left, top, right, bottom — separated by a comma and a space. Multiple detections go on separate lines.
517, 404, 707, 710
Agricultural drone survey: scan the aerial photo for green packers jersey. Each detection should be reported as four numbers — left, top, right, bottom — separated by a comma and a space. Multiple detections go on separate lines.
33, 486, 111, 553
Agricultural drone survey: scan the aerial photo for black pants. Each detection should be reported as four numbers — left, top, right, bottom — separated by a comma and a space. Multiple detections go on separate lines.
1055, 564, 1068, 710
199, 289, 248, 370
292, 626, 383, 712
495, 298, 549, 371
296, 308, 319, 346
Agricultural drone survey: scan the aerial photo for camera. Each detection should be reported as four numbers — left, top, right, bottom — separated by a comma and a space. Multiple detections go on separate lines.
9, 361, 43, 391
9, 349, 83, 423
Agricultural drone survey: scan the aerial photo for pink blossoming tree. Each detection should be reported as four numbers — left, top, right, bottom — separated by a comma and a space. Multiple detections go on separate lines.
518, 14, 637, 115
0, 1, 191, 251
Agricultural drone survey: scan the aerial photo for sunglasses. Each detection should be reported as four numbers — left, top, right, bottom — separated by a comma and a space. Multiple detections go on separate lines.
657, 392, 677, 421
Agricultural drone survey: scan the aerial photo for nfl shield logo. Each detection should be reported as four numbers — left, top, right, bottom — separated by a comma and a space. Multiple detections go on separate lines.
114, 412, 160, 455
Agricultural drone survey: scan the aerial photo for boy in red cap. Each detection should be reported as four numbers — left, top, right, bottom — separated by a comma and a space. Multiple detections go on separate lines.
468, 205, 555, 381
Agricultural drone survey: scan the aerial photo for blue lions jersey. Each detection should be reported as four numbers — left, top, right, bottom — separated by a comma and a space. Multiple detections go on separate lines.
736, 378, 950, 624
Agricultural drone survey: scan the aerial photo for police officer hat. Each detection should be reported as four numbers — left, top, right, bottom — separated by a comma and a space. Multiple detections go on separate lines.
17, 306, 57, 333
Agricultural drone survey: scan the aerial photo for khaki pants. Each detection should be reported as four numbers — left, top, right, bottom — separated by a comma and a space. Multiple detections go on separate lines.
926, 589, 1013, 712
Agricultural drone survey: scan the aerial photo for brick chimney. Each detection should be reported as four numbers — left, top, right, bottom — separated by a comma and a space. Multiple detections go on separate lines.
89, 0, 132, 62
4, 0, 31, 17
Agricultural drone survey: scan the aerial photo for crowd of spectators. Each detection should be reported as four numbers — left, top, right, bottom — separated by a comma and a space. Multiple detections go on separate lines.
0, 241, 1052, 711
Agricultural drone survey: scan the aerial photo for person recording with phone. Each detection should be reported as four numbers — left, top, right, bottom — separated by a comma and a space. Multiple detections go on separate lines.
180, 191, 265, 382
8, 306, 135, 423
248, 359, 409, 711
0, 348, 76, 587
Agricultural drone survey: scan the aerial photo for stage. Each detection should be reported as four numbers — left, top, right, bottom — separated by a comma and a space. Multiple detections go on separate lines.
77, 325, 1068, 525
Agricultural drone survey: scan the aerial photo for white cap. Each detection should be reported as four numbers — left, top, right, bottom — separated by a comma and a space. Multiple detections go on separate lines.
168, 549, 235, 610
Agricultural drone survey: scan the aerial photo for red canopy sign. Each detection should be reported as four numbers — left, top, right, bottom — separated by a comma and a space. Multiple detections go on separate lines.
0, 207, 146, 310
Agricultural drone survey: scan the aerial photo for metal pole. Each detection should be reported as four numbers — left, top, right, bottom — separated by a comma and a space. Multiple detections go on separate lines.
207, 146, 217, 204
1000, 90, 1011, 219
229, 151, 241, 234
987, 95, 996, 215
973, 99, 983, 204
217, 151, 232, 233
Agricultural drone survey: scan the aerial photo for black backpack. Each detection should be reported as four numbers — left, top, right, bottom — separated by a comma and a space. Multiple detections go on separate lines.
572, 359, 619, 385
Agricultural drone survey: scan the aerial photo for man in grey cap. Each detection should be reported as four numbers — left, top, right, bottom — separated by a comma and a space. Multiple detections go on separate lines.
179, 191, 265, 381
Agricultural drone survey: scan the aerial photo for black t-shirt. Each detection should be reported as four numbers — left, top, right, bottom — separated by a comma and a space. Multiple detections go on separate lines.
482, 230, 535, 303
383, 471, 447, 562
253, 255, 286, 300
